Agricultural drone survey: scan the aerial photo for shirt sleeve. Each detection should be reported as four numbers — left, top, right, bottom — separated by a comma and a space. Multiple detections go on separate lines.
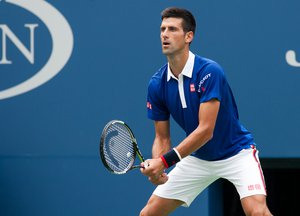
198, 62, 225, 103
147, 78, 170, 121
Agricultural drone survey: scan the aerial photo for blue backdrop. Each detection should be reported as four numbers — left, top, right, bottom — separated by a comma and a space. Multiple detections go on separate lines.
1, 0, 299, 215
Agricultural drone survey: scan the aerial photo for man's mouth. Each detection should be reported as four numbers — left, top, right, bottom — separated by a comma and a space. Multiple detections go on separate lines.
162, 42, 170, 46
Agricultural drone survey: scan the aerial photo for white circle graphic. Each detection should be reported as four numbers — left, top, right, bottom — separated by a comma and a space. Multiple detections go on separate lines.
286, 50, 300, 67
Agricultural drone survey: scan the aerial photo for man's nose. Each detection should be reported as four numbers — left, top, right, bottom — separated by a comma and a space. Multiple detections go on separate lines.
161, 30, 168, 38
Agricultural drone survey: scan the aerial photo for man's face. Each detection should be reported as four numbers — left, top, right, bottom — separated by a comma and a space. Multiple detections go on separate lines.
160, 17, 191, 56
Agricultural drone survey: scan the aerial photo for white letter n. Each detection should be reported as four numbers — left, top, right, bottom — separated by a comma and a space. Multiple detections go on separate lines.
0, 24, 39, 64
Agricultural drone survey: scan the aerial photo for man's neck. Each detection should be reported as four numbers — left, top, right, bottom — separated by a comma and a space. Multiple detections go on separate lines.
167, 50, 190, 78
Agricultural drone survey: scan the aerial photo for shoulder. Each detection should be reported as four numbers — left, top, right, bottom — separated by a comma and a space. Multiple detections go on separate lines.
148, 63, 168, 89
194, 55, 225, 76
147, 64, 168, 108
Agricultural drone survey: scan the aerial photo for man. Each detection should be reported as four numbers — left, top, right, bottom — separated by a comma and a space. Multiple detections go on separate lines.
140, 7, 272, 216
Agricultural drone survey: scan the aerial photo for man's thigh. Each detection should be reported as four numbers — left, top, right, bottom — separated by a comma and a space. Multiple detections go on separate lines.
153, 156, 218, 207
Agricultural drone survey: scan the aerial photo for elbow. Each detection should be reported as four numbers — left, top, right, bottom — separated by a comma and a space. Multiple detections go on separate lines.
205, 130, 214, 143
194, 124, 215, 145
199, 126, 214, 143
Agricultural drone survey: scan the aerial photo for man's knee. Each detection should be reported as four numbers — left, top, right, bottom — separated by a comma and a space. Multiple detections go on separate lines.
139, 206, 150, 216
139, 203, 162, 216
241, 195, 272, 216
245, 207, 271, 216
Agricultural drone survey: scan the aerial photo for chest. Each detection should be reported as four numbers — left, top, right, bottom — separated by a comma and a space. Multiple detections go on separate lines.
165, 75, 200, 118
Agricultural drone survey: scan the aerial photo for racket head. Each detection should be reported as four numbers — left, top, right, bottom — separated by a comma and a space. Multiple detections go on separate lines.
100, 120, 139, 174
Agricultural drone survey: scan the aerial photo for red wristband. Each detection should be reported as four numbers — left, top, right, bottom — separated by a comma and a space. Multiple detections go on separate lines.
160, 155, 169, 168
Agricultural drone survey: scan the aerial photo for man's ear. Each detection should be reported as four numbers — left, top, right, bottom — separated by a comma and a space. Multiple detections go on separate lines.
185, 31, 194, 44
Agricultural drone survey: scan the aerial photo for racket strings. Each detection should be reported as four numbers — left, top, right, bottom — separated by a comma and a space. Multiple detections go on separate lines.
103, 123, 135, 173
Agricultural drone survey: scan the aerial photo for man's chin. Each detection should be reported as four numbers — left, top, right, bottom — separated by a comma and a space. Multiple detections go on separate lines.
162, 49, 172, 56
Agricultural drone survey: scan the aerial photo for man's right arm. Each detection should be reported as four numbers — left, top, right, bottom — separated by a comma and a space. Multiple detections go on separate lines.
140, 120, 170, 185
152, 120, 171, 159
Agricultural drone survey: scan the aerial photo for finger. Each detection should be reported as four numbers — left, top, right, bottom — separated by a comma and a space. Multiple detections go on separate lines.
160, 173, 168, 178
148, 173, 168, 185
140, 160, 150, 173
143, 161, 150, 168
161, 174, 169, 182
140, 166, 144, 172
158, 175, 168, 184
149, 178, 167, 185
141, 160, 150, 168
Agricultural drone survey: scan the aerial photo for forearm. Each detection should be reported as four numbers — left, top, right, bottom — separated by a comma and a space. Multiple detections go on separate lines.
175, 124, 213, 158
174, 99, 219, 159
159, 125, 213, 169
151, 120, 171, 159
152, 137, 171, 158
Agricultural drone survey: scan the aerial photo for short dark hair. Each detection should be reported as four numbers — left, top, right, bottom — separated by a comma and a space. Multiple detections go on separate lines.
161, 7, 196, 34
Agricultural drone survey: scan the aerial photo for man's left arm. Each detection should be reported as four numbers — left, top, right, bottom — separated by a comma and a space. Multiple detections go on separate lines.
142, 99, 220, 183
176, 98, 220, 158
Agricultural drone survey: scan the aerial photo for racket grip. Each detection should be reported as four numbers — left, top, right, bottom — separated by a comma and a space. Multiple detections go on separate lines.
131, 161, 149, 170
143, 161, 149, 168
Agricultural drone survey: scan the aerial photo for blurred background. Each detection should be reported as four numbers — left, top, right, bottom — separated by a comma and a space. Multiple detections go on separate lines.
1, 0, 299, 215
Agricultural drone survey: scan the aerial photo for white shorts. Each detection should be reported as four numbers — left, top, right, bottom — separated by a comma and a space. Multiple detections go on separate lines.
153, 147, 267, 207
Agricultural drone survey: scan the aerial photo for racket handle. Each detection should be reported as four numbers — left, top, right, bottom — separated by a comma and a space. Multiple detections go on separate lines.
131, 161, 149, 170
131, 165, 144, 170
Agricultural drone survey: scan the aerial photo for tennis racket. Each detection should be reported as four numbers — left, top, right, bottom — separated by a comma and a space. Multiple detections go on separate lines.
100, 120, 147, 174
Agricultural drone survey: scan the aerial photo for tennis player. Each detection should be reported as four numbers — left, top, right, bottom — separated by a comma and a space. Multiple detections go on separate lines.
140, 7, 272, 216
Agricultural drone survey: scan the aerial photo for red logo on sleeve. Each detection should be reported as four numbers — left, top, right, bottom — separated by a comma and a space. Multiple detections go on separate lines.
147, 102, 152, 109
190, 84, 195, 92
